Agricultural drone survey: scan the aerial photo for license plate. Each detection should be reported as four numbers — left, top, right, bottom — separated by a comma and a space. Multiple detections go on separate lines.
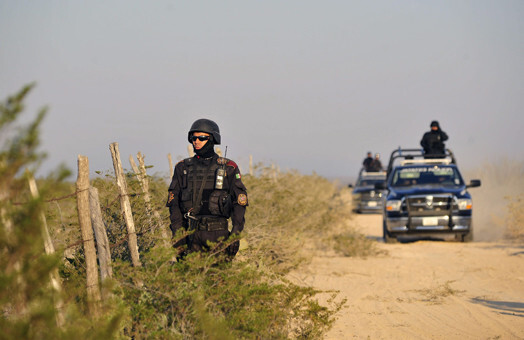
422, 217, 439, 226
367, 201, 377, 207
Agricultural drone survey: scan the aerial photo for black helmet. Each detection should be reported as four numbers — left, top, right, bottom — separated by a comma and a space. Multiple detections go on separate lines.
430, 120, 440, 128
187, 118, 221, 144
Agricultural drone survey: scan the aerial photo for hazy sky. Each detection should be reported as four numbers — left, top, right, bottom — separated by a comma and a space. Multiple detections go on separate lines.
1, 1, 523, 179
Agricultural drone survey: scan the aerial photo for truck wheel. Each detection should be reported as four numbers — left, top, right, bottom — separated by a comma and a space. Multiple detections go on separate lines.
383, 221, 397, 244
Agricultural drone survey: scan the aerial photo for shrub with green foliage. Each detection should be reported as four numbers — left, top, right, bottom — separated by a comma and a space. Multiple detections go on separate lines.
0, 85, 121, 339
113, 246, 342, 339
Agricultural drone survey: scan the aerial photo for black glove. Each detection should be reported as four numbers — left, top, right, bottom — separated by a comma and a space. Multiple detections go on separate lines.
227, 240, 240, 256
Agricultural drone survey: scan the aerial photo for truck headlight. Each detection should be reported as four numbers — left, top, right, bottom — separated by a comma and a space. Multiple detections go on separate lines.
457, 199, 472, 210
386, 200, 402, 211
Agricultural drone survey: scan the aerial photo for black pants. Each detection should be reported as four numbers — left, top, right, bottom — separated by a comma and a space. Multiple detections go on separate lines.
188, 229, 230, 253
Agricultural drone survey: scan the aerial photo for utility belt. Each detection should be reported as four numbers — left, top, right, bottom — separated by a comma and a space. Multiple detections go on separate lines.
184, 213, 228, 232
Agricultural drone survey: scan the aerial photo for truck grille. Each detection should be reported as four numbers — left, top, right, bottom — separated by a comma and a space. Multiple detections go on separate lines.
406, 194, 453, 216
361, 191, 383, 201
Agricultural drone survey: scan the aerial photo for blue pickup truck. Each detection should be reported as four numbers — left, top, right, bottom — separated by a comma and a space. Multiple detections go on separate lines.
377, 148, 481, 243
350, 169, 387, 213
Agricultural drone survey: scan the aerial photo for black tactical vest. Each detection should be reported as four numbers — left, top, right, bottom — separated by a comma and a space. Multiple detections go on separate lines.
180, 157, 232, 217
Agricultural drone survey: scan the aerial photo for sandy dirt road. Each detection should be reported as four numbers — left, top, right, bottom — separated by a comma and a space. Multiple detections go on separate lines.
291, 213, 524, 339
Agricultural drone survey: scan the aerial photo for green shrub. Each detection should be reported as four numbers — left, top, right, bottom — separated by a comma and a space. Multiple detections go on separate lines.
113, 246, 343, 339
0, 85, 121, 339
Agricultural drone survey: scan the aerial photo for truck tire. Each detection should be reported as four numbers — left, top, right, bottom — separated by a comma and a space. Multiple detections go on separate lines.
461, 232, 473, 242
383, 221, 398, 244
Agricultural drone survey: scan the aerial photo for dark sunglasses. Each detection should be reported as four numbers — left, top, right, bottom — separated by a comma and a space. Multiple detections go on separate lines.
190, 135, 211, 142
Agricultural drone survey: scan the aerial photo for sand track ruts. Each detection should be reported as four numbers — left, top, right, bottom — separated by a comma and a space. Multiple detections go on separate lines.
290, 214, 524, 339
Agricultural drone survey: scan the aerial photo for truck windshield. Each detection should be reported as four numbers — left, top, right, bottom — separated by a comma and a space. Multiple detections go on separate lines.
391, 166, 464, 187
357, 178, 385, 187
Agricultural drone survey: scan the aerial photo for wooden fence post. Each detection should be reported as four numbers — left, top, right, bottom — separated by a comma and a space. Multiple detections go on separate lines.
109, 142, 141, 267
187, 144, 195, 157
137, 153, 170, 243
27, 173, 57, 254
76, 155, 101, 316
27, 172, 65, 327
129, 153, 170, 247
249, 155, 253, 176
89, 187, 113, 281
167, 153, 174, 178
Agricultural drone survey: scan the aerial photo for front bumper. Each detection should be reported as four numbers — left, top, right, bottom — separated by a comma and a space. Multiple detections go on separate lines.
385, 215, 472, 234
355, 200, 383, 213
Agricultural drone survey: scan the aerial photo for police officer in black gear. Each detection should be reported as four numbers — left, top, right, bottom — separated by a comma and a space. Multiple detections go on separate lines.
369, 153, 383, 172
363, 152, 373, 171
420, 120, 449, 157
166, 118, 248, 258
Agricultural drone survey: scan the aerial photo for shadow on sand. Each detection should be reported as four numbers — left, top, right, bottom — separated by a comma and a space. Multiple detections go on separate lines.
470, 297, 524, 318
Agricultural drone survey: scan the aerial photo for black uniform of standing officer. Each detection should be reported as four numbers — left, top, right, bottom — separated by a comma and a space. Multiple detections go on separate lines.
363, 152, 373, 171
369, 153, 383, 172
420, 120, 449, 157
166, 119, 248, 257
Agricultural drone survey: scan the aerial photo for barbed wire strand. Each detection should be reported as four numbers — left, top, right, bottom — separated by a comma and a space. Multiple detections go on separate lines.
9, 186, 169, 252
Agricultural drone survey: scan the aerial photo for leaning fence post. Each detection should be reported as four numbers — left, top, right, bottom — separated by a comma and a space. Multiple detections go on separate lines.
89, 187, 113, 281
76, 155, 101, 316
129, 154, 170, 247
27, 171, 65, 327
109, 142, 141, 267
137, 152, 170, 244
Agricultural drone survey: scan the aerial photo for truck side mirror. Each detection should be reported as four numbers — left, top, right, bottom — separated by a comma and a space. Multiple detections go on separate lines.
467, 179, 481, 188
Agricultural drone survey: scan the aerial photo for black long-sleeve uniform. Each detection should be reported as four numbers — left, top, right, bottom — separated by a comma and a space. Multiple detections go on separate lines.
166, 153, 248, 252
420, 129, 448, 155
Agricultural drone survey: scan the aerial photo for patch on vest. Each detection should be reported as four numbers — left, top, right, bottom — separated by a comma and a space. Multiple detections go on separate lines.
217, 157, 228, 165
167, 192, 175, 204
237, 193, 247, 206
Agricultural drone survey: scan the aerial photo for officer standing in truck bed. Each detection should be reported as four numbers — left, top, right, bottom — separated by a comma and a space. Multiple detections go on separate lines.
420, 120, 448, 157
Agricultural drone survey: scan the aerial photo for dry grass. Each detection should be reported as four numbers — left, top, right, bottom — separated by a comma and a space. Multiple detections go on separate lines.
242, 167, 354, 273
242, 166, 384, 272
410, 280, 465, 304
332, 228, 386, 258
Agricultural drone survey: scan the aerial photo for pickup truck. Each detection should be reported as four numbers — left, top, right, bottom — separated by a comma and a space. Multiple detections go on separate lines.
350, 169, 387, 213
377, 148, 481, 243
